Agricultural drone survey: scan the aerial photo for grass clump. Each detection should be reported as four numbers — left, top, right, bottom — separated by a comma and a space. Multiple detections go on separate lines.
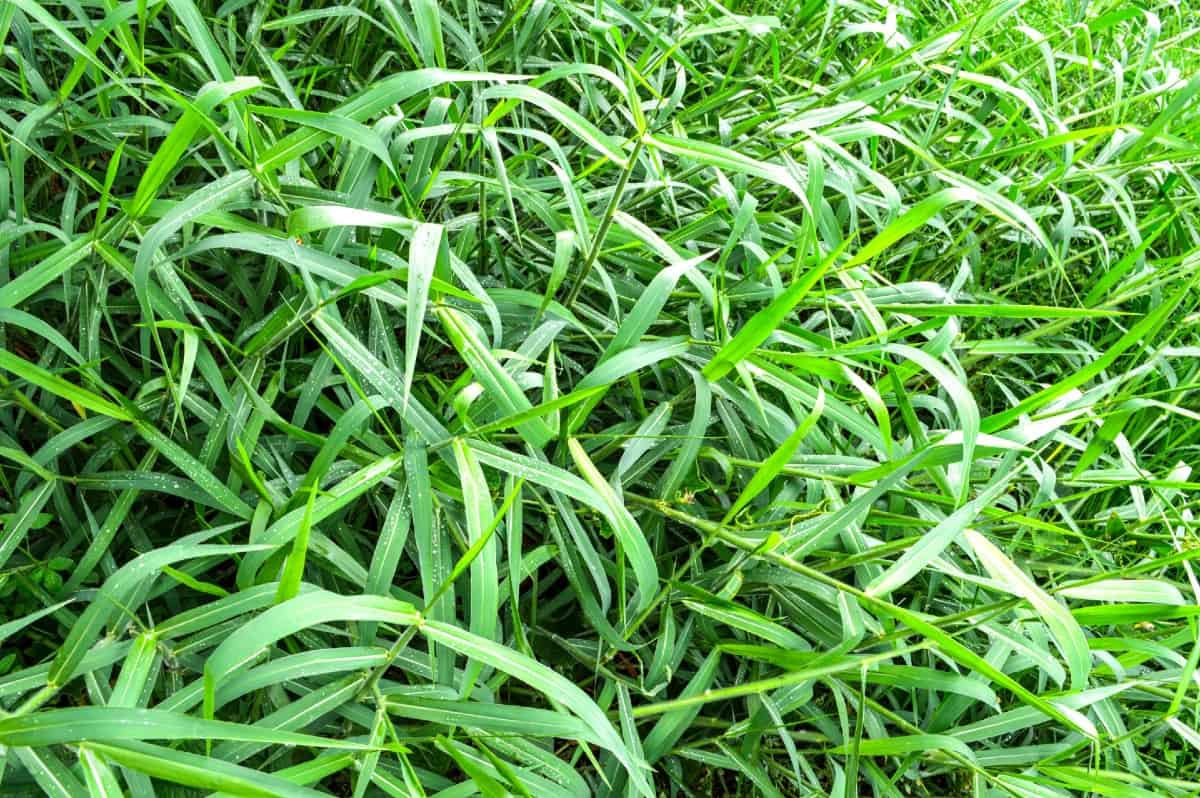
2, 0, 1200, 795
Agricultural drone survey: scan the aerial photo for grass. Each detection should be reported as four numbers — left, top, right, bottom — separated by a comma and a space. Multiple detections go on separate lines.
1, 0, 1200, 795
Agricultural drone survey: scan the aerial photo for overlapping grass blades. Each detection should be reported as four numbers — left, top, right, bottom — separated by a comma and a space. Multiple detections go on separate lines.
2, 0, 1200, 795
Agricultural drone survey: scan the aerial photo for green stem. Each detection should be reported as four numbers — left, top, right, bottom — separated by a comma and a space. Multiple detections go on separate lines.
562, 137, 645, 311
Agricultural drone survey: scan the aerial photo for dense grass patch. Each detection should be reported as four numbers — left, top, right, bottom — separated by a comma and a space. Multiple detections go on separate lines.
2, 0, 1200, 794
